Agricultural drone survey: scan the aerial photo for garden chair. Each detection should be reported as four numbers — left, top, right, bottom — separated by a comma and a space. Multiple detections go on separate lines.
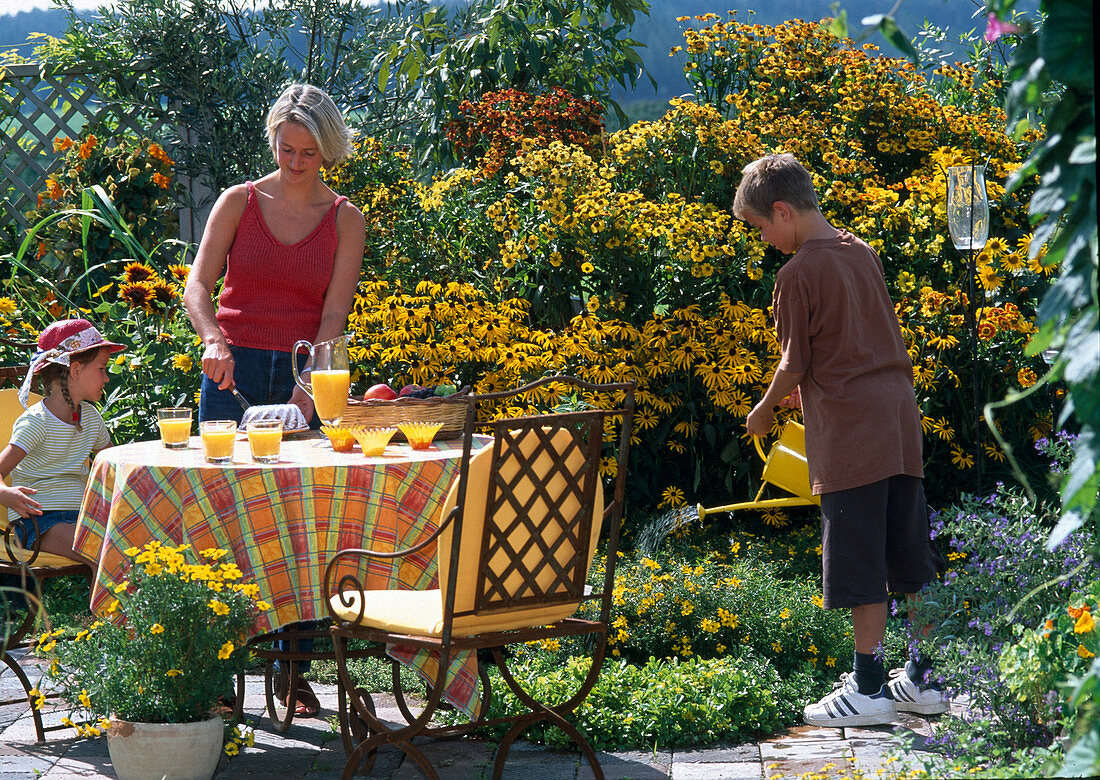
0, 386, 93, 742
324, 375, 634, 780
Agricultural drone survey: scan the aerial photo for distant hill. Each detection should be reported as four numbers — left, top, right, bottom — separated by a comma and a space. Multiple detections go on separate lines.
1, 1, 1027, 114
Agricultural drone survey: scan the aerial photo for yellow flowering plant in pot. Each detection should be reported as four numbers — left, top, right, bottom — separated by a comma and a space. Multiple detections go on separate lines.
36, 541, 263, 779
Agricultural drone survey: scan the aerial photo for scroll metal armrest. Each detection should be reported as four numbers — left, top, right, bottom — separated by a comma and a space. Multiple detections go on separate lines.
322, 504, 461, 616
1, 517, 41, 566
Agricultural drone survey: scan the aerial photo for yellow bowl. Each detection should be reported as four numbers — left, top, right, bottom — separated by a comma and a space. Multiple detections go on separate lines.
321, 425, 356, 452
397, 422, 444, 450
349, 427, 398, 456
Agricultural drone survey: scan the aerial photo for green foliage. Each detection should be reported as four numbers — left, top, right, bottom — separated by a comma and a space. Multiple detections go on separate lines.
451, 651, 804, 750
911, 486, 1098, 750
991, 0, 1098, 547
20, 130, 178, 295
2, 185, 202, 443
374, 0, 652, 167
1000, 582, 1100, 734
37, 541, 260, 725
568, 551, 851, 682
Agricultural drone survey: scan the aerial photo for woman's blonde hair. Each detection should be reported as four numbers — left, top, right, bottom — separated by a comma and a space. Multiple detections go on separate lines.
265, 83, 354, 168
733, 153, 820, 221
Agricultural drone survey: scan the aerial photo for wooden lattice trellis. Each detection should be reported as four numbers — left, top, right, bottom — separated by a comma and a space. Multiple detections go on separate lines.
0, 61, 168, 234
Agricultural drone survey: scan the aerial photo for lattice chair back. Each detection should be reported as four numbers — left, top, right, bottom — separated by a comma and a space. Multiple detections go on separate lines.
436, 414, 606, 636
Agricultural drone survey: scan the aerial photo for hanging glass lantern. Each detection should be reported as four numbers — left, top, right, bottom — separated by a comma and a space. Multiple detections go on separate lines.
947, 164, 990, 251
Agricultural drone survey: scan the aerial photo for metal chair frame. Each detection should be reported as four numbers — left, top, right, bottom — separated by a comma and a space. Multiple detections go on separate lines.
324, 375, 634, 779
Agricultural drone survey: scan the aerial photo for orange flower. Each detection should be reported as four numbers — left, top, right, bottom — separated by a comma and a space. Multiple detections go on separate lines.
78, 135, 98, 159
152, 172, 171, 189
53, 136, 74, 153
1069, 604, 1085, 620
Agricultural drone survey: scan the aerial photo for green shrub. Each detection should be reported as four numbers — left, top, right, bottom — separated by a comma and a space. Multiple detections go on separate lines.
567, 550, 851, 682
451, 652, 805, 750
911, 486, 1098, 751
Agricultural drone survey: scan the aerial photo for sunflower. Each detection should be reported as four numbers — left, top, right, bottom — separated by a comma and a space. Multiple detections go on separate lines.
167, 264, 190, 284
150, 280, 177, 307
121, 261, 157, 284
119, 282, 155, 312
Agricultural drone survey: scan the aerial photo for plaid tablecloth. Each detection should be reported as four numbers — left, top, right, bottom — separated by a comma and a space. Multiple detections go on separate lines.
74, 433, 490, 716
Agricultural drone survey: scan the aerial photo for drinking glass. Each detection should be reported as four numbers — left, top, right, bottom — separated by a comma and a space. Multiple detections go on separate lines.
246, 419, 283, 464
200, 420, 237, 464
157, 407, 192, 450
292, 335, 350, 430
947, 164, 990, 251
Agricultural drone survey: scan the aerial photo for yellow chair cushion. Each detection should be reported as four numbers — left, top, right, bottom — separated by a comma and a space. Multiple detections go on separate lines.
1, 388, 82, 567
332, 426, 605, 637
328, 587, 585, 638
0, 545, 84, 569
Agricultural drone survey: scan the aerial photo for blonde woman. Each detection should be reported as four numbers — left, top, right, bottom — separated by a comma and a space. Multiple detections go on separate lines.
184, 83, 365, 428
183, 84, 365, 717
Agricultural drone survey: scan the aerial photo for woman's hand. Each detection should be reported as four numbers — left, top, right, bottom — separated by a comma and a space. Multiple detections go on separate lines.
201, 341, 235, 389
289, 385, 315, 425
0, 485, 41, 518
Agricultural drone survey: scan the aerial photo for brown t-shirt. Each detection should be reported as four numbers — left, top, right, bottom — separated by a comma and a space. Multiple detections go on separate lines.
773, 231, 923, 494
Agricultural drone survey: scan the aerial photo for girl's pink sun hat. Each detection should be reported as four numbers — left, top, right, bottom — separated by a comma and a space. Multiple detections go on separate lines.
19, 318, 125, 408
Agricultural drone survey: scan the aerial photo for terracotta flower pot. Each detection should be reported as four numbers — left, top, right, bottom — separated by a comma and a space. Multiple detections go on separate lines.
107, 715, 223, 780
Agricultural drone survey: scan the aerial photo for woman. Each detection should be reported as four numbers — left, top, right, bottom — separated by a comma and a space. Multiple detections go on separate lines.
184, 83, 365, 428
183, 84, 365, 717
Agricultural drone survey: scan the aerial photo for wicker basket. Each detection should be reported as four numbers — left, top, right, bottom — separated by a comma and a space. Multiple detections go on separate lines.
342, 391, 469, 441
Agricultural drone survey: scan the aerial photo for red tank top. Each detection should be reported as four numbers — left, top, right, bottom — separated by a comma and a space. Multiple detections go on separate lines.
216, 181, 347, 352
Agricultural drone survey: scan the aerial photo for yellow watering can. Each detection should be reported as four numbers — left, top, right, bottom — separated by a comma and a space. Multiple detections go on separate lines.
697, 420, 820, 520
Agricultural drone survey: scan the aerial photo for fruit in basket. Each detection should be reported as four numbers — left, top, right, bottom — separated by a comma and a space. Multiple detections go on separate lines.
363, 383, 398, 401
398, 384, 424, 397
434, 384, 457, 397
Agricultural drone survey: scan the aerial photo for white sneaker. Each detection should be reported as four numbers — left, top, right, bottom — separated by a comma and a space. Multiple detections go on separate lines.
887, 667, 949, 715
803, 672, 897, 727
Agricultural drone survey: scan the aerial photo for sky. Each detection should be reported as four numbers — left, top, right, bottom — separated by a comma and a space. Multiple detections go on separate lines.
1, 1, 107, 13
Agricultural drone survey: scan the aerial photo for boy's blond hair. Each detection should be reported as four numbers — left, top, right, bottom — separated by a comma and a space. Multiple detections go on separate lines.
733, 153, 819, 220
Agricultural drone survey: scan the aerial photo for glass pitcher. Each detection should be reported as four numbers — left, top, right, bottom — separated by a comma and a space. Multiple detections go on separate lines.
292, 335, 351, 427
947, 164, 990, 251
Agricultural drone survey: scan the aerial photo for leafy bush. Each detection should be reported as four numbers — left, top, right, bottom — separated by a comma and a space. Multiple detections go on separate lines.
449, 651, 805, 750
1000, 581, 1100, 737
910, 487, 1098, 751
21, 129, 178, 291
567, 551, 851, 683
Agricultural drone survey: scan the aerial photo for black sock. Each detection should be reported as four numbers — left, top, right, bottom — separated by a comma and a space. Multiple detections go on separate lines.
853, 651, 885, 695
906, 655, 935, 686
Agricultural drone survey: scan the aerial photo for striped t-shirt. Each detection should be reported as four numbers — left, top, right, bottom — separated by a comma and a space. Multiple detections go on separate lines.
7, 401, 110, 523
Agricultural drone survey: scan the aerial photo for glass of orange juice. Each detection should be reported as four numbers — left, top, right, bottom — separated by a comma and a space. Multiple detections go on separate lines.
200, 420, 237, 464
157, 407, 192, 449
246, 419, 283, 463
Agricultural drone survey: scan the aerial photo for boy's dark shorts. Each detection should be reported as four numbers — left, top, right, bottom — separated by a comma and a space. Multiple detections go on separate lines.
820, 474, 945, 609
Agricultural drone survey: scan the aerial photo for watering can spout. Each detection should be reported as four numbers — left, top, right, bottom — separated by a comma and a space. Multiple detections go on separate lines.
697, 421, 819, 519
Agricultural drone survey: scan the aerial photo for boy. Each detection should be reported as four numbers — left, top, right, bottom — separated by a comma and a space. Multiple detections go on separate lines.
735, 154, 947, 726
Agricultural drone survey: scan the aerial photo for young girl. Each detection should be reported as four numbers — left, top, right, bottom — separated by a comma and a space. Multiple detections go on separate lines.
1, 319, 124, 560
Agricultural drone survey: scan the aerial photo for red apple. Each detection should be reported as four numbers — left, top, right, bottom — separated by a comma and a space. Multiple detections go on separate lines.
399, 384, 424, 397
363, 383, 398, 401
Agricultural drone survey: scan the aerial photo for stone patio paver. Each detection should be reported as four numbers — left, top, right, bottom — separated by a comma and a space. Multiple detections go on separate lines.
0, 652, 943, 780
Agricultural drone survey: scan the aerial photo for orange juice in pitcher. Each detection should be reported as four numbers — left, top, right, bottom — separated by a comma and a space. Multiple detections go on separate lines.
293, 335, 351, 429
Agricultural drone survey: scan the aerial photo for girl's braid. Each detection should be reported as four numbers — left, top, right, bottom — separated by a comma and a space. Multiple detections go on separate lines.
57, 371, 81, 431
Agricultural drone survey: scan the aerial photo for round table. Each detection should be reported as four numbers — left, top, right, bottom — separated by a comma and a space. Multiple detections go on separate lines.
75, 433, 491, 634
